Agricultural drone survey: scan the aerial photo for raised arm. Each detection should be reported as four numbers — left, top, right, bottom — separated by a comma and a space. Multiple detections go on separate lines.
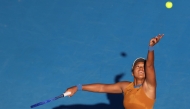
65, 81, 130, 97
145, 34, 164, 87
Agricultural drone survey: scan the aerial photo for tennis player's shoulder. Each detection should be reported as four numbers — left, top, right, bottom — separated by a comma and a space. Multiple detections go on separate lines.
119, 81, 131, 84
118, 81, 131, 89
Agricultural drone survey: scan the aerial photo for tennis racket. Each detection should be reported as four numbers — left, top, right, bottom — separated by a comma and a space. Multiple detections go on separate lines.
30, 92, 71, 108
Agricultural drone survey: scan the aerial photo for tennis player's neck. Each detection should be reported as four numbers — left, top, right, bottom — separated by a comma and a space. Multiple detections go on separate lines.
133, 79, 144, 86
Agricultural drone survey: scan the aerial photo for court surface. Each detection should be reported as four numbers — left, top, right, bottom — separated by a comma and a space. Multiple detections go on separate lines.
0, 0, 190, 109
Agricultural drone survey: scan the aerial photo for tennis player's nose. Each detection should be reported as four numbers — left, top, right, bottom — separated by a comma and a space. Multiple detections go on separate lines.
139, 67, 144, 71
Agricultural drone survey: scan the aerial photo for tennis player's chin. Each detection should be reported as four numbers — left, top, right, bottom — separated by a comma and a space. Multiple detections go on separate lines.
137, 75, 145, 79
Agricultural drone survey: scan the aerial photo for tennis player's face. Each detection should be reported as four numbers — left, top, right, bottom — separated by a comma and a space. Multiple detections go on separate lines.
133, 62, 145, 79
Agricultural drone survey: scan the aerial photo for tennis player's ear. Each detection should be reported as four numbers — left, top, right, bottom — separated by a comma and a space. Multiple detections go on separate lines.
131, 70, 134, 76
132, 73, 134, 76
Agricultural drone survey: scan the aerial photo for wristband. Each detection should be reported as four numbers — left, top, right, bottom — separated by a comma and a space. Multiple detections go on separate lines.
77, 84, 82, 91
148, 46, 154, 51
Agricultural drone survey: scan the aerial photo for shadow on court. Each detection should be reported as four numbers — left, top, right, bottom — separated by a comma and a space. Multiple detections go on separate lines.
53, 73, 125, 109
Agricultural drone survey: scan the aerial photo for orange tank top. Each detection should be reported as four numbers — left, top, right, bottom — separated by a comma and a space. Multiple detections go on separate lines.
123, 82, 155, 109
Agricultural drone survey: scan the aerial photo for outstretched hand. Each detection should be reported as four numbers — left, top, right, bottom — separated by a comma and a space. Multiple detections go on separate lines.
64, 86, 78, 97
149, 34, 164, 46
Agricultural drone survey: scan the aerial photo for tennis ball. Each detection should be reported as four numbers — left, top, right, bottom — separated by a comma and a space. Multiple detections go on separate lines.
166, 1, 173, 9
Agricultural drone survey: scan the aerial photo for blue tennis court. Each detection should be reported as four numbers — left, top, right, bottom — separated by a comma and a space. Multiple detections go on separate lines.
0, 0, 190, 109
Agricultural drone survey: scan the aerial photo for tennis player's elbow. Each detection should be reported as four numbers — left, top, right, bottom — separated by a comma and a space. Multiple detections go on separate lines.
99, 84, 113, 93
98, 84, 107, 93
98, 85, 103, 92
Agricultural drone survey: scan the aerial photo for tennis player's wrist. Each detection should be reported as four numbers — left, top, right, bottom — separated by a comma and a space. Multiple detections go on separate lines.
148, 46, 154, 51
76, 84, 82, 91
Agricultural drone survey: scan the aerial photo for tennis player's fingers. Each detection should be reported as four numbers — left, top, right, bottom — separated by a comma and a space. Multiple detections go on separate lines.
156, 34, 164, 42
157, 34, 164, 40
149, 34, 164, 46
64, 91, 71, 97
152, 35, 162, 44
64, 90, 73, 97
64, 90, 72, 97
150, 38, 156, 46
65, 87, 77, 97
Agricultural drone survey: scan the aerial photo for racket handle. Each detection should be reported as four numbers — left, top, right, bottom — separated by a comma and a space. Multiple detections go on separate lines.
63, 92, 71, 97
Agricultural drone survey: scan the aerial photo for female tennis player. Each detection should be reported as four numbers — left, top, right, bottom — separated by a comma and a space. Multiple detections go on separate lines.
64, 34, 164, 109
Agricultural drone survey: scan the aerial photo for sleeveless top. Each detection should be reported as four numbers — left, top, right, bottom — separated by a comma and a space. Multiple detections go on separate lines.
123, 82, 155, 109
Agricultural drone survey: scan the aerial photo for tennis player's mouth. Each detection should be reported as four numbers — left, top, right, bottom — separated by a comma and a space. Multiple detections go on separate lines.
138, 71, 144, 74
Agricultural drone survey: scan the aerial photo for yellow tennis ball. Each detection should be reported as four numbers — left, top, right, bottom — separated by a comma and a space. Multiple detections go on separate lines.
166, 1, 173, 9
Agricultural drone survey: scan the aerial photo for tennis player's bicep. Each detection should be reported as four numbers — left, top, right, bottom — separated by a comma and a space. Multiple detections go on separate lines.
101, 82, 129, 93
145, 66, 156, 87
100, 84, 122, 93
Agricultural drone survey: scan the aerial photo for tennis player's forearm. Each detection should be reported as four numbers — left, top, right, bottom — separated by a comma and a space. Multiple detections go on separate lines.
146, 51, 154, 67
82, 84, 107, 93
